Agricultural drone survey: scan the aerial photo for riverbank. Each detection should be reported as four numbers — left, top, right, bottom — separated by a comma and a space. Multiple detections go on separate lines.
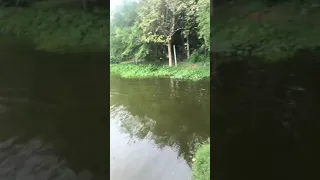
192, 143, 210, 180
214, 1, 320, 60
110, 63, 210, 81
0, 7, 108, 52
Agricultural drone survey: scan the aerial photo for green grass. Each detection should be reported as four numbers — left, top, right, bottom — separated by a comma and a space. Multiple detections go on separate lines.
0, 7, 108, 52
110, 63, 210, 80
214, 1, 320, 60
192, 143, 210, 180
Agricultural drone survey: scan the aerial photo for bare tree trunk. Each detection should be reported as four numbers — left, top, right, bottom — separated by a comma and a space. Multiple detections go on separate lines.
186, 36, 190, 59
167, 40, 173, 67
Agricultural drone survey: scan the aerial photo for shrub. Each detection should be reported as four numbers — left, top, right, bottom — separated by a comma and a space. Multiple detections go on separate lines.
188, 51, 210, 64
192, 143, 210, 180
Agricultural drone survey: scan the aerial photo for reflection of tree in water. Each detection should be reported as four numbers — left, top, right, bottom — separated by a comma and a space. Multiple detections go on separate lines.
0, 137, 98, 180
110, 77, 210, 165
0, 88, 108, 179
212, 51, 320, 180
0, 54, 109, 180
111, 105, 156, 140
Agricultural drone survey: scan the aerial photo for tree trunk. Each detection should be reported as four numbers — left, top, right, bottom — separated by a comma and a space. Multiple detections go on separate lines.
186, 36, 190, 59
167, 40, 173, 67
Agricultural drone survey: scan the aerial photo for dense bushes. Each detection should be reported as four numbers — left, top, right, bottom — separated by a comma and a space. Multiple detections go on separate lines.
0, 8, 108, 52
213, 1, 320, 60
188, 50, 210, 64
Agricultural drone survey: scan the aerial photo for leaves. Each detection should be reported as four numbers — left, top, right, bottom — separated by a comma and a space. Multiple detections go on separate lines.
138, 0, 198, 43
196, 0, 210, 51
0, 8, 108, 52
110, 0, 149, 61
110, 0, 210, 63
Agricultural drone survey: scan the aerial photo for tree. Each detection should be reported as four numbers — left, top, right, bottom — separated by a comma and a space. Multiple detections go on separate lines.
110, 0, 148, 63
110, 0, 210, 65
137, 0, 189, 67
196, 0, 210, 51
181, 0, 198, 59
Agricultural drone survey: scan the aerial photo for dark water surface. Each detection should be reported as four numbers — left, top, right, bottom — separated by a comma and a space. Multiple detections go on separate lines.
0, 39, 109, 179
213, 51, 320, 180
110, 76, 210, 180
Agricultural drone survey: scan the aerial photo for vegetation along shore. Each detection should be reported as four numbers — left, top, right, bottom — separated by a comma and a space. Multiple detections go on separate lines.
0, 0, 108, 53
192, 142, 210, 180
110, 0, 210, 80
214, 0, 320, 61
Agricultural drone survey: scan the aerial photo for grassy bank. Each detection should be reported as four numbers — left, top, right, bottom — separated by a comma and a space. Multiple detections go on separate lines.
110, 63, 210, 80
0, 7, 108, 52
192, 143, 210, 180
214, 1, 320, 60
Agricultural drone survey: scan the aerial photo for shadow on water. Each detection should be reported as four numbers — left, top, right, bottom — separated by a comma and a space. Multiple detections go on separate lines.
110, 76, 210, 179
212, 48, 320, 180
0, 38, 109, 179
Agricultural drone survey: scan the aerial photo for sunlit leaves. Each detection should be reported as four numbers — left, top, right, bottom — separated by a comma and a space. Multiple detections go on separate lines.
137, 0, 189, 43
110, 0, 210, 63
110, 0, 149, 61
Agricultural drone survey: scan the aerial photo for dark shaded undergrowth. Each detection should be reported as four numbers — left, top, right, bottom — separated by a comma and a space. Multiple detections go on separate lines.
214, 1, 320, 60
0, 7, 108, 52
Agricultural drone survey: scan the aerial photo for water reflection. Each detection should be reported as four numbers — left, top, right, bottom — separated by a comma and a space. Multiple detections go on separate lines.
0, 41, 108, 180
0, 137, 94, 180
213, 50, 320, 180
110, 76, 210, 179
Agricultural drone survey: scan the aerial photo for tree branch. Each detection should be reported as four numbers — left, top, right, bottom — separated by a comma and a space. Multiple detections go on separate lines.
160, 25, 170, 36
170, 15, 176, 35
169, 28, 183, 37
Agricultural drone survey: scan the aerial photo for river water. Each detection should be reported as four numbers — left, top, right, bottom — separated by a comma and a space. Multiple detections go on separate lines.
0, 38, 210, 179
213, 51, 320, 180
110, 76, 210, 179
0, 39, 109, 179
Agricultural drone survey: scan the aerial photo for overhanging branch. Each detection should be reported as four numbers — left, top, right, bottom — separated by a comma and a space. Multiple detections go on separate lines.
169, 28, 183, 37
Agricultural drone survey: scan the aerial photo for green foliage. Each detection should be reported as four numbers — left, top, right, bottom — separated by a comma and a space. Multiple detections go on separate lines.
111, 0, 210, 68
110, 63, 209, 80
111, 24, 147, 60
214, 2, 320, 60
192, 143, 210, 180
0, 8, 108, 52
110, 57, 120, 64
137, 0, 187, 43
110, 0, 149, 62
111, 0, 138, 27
188, 51, 210, 64
195, 0, 210, 50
